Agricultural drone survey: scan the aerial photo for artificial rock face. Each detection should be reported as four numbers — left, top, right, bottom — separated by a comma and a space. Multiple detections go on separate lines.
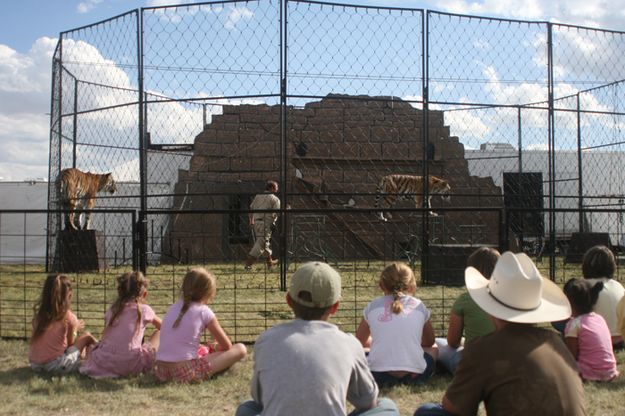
164, 94, 502, 263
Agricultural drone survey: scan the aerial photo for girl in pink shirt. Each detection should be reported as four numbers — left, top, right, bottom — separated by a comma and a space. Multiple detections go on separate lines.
564, 278, 619, 381
81, 271, 161, 378
154, 268, 247, 383
29, 274, 96, 374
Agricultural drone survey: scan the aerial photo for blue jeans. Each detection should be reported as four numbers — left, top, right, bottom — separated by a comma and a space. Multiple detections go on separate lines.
434, 337, 462, 375
371, 352, 435, 387
236, 397, 400, 416
413, 403, 455, 416
551, 319, 567, 336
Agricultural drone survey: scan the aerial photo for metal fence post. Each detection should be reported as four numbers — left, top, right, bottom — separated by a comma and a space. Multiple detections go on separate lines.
547, 22, 556, 279
577, 92, 584, 233
279, 0, 288, 290
137, 8, 148, 273
421, 11, 430, 284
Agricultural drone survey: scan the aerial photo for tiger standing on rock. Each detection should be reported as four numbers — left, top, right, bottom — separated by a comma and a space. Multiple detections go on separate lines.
57, 168, 117, 230
375, 174, 451, 221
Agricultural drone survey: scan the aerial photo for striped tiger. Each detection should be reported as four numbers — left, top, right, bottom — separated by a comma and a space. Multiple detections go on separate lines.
57, 168, 117, 230
374, 174, 451, 221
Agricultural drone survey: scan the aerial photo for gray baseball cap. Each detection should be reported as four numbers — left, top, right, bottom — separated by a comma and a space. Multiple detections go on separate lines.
289, 262, 341, 308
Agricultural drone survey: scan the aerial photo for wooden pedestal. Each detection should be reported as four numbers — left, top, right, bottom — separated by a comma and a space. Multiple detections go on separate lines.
55, 229, 107, 272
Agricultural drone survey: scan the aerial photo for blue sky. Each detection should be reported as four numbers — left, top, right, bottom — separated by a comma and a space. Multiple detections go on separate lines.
1, 0, 625, 180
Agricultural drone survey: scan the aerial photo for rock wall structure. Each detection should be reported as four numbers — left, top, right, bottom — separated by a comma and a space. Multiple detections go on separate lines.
163, 95, 502, 263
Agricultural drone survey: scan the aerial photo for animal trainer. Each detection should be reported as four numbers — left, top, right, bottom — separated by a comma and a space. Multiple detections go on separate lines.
245, 180, 281, 270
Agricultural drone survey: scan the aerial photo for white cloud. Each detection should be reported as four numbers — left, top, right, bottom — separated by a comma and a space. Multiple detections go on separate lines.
224, 7, 254, 30
77, 0, 103, 14
434, 0, 545, 20
146, 0, 184, 6
0, 38, 57, 181
430, 0, 625, 30
0, 37, 55, 94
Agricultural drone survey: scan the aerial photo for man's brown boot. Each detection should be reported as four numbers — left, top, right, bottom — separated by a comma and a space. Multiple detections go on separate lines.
266, 256, 279, 269
244, 256, 256, 270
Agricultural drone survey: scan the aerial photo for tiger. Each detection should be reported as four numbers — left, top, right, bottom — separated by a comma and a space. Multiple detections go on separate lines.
374, 174, 451, 221
57, 168, 117, 230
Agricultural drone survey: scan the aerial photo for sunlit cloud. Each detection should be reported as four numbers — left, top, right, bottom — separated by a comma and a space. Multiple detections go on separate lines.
77, 0, 103, 14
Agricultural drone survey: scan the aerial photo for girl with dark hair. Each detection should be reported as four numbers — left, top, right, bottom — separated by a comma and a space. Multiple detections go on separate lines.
81, 271, 161, 378
29, 274, 96, 374
435, 247, 501, 374
582, 245, 625, 350
563, 278, 619, 381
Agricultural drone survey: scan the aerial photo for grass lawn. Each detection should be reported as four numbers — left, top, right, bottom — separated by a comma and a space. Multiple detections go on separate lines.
3, 260, 625, 414
1, 338, 625, 416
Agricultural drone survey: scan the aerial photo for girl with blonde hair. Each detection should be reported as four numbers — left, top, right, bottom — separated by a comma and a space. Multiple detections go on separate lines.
155, 268, 247, 382
81, 271, 161, 378
356, 262, 437, 387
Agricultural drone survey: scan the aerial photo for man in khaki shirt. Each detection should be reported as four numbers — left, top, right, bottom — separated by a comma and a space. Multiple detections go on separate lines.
245, 180, 280, 270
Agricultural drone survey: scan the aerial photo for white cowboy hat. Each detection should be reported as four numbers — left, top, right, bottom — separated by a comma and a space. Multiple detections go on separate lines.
466, 251, 571, 323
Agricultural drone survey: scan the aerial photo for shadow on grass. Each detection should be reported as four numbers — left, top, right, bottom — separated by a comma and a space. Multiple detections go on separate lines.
0, 365, 153, 394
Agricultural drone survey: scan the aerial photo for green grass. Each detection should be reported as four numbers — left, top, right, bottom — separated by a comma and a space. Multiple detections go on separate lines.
1, 339, 625, 415
3, 260, 625, 414
1, 261, 469, 341
2, 258, 624, 341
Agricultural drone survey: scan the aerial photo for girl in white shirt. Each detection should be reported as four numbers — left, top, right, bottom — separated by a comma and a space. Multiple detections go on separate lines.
356, 262, 438, 387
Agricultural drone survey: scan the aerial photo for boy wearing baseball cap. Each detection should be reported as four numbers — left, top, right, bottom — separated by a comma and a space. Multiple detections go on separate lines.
415, 252, 586, 416
236, 261, 399, 416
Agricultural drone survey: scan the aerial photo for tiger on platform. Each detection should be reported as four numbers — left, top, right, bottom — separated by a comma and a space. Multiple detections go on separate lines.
57, 168, 117, 230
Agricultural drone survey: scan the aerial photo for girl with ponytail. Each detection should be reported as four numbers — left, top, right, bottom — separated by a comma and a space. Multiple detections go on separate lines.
80, 271, 161, 378
29, 274, 96, 374
563, 277, 619, 381
154, 268, 246, 383
356, 262, 437, 387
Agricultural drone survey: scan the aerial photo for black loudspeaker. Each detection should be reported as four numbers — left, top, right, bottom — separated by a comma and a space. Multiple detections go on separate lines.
565, 232, 611, 263
426, 244, 483, 286
503, 172, 544, 237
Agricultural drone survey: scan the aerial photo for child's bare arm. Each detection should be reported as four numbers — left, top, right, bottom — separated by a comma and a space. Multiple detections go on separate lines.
446, 312, 464, 348
565, 336, 579, 359
66, 321, 76, 346
152, 316, 162, 330
421, 320, 436, 347
206, 317, 233, 351
66, 318, 85, 346
355, 318, 372, 348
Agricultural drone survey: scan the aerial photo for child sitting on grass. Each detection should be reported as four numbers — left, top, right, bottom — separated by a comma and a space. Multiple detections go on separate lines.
154, 268, 246, 383
582, 245, 625, 350
29, 274, 96, 374
81, 271, 161, 378
435, 247, 500, 374
563, 277, 619, 382
236, 261, 398, 415
356, 262, 437, 387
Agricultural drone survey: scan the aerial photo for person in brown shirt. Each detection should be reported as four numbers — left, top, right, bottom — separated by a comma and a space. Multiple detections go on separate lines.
414, 252, 586, 416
